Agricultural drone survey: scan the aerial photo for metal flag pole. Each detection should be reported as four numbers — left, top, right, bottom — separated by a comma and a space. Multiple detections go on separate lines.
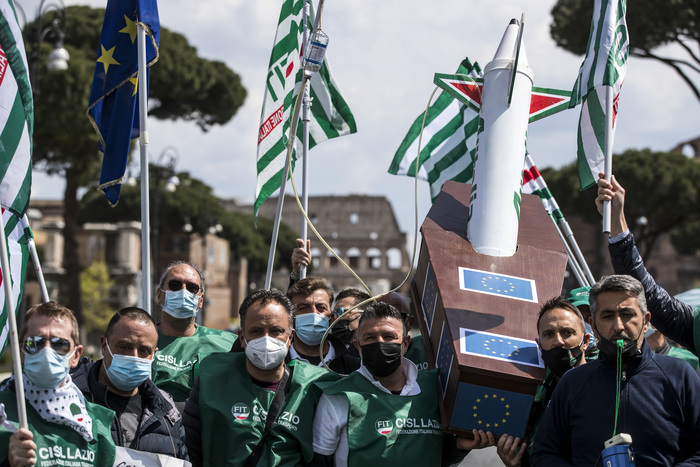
549, 215, 589, 287
602, 85, 614, 235
556, 217, 595, 286
299, 0, 311, 280
264, 165, 290, 291
23, 215, 49, 302
137, 21, 151, 313
0, 210, 27, 429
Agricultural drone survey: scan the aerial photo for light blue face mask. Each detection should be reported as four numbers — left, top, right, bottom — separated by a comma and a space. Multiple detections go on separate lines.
294, 313, 330, 346
24, 346, 74, 389
162, 288, 200, 319
104, 341, 152, 392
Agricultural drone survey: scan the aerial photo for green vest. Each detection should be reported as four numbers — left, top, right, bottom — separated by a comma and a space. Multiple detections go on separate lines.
0, 389, 116, 467
321, 369, 443, 467
153, 325, 237, 401
198, 352, 338, 466
693, 306, 700, 357
404, 335, 429, 371
668, 346, 700, 369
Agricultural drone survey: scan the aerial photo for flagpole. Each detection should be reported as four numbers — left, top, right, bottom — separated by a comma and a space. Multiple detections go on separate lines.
299, 0, 310, 280
0, 211, 27, 429
264, 168, 289, 291
27, 236, 49, 302
602, 85, 614, 235
137, 22, 152, 313
549, 215, 589, 287
556, 217, 595, 286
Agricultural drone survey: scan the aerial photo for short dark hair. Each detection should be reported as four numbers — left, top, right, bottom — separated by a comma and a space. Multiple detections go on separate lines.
159, 261, 206, 294
106, 307, 156, 339
240, 289, 294, 330
287, 276, 334, 306
357, 301, 406, 337
335, 288, 371, 310
589, 275, 647, 320
20, 302, 80, 345
537, 296, 585, 334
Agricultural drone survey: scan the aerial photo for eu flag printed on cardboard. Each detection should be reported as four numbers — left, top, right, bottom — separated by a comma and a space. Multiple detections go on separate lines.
460, 327, 543, 368
458, 267, 537, 302
451, 382, 533, 437
435, 322, 453, 394
87, 0, 159, 205
421, 262, 438, 334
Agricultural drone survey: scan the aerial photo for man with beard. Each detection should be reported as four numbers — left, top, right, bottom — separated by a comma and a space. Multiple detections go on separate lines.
497, 296, 590, 467
531, 275, 700, 465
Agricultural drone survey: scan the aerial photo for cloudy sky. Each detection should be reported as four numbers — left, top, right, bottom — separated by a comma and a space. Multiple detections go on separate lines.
26, 0, 700, 249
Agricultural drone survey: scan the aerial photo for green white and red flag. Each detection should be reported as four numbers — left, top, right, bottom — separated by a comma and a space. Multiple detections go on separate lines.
0, 0, 33, 217
0, 209, 31, 352
521, 153, 563, 221
570, 0, 628, 190
255, 0, 356, 219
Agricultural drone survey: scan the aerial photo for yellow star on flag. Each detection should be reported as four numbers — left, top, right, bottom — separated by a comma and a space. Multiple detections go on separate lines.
120, 14, 138, 43
129, 76, 138, 96
97, 44, 120, 74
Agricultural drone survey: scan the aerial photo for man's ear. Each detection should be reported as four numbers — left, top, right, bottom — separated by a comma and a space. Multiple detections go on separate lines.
238, 329, 245, 349
535, 337, 542, 351
581, 333, 591, 351
70, 345, 83, 369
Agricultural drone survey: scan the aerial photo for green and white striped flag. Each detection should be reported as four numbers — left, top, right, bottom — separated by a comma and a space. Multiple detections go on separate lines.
0, 209, 31, 353
571, 0, 628, 190
255, 0, 356, 218
388, 58, 482, 202
0, 0, 32, 217
522, 153, 563, 221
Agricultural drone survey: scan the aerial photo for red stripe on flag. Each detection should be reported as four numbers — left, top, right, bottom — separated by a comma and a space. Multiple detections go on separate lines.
522, 165, 541, 184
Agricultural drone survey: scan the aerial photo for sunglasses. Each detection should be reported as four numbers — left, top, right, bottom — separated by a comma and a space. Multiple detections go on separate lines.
23, 336, 72, 356
168, 279, 201, 295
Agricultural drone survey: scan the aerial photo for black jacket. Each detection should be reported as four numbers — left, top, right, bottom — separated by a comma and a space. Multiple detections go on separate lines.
71, 357, 188, 460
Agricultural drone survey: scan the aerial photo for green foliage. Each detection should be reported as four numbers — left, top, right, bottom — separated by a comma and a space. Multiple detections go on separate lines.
80, 258, 115, 334
544, 149, 700, 259
550, 0, 700, 100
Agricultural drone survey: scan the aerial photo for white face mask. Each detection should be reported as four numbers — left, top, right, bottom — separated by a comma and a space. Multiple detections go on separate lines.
244, 335, 289, 370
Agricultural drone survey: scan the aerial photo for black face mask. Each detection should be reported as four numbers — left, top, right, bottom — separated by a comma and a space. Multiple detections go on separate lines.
540, 345, 584, 378
596, 321, 646, 364
360, 342, 402, 378
331, 320, 355, 346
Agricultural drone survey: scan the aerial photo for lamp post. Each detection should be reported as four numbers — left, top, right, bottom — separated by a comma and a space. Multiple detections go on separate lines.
150, 146, 180, 291
24, 0, 70, 98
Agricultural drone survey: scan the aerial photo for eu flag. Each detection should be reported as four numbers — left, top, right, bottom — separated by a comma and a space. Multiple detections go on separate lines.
459, 327, 543, 368
458, 267, 537, 303
87, 0, 159, 205
435, 322, 453, 394
450, 382, 533, 438
421, 263, 438, 334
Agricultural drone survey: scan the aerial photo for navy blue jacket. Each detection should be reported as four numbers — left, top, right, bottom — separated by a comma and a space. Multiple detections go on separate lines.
609, 232, 697, 354
531, 342, 700, 466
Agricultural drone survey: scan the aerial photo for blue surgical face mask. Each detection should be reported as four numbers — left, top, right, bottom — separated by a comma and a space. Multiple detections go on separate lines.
24, 346, 75, 389
162, 288, 200, 319
294, 313, 330, 346
104, 341, 152, 392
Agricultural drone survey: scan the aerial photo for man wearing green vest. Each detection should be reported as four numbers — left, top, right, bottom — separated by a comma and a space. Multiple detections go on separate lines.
1, 302, 116, 467
152, 261, 237, 409
311, 302, 489, 466
183, 289, 337, 466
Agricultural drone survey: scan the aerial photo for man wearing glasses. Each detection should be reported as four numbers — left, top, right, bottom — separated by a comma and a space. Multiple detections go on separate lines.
152, 261, 237, 409
0, 302, 116, 466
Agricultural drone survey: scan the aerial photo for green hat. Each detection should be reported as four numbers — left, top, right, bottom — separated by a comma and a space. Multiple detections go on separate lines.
567, 286, 590, 308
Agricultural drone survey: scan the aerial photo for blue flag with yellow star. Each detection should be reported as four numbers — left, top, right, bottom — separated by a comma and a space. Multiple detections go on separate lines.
451, 382, 533, 438
458, 267, 538, 303
87, 0, 159, 205
460, 327, 543, 368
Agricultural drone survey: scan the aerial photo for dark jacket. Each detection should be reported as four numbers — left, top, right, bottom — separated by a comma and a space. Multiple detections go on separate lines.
609, 232, 697, 354
71, 357, 188, 460
531, 342, 700, 466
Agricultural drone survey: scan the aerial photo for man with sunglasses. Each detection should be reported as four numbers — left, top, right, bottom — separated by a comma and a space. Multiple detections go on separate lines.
71, 307, 188, 460
152, 261, 237, 409
0, 302, 116, 466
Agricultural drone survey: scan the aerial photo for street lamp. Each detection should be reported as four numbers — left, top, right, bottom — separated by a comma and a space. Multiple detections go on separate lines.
23, 0, 70, 98
151, 146, 180, 289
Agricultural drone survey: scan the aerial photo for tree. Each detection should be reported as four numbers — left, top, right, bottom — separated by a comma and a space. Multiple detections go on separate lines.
27, 6, 247, 319
550, 0, 700, 101
542, 149, 700, 261
80, 258, 115, 336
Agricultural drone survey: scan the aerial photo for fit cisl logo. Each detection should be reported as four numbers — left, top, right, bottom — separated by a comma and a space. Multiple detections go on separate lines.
231, 403, 250, 420
375, 417, 394, 435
